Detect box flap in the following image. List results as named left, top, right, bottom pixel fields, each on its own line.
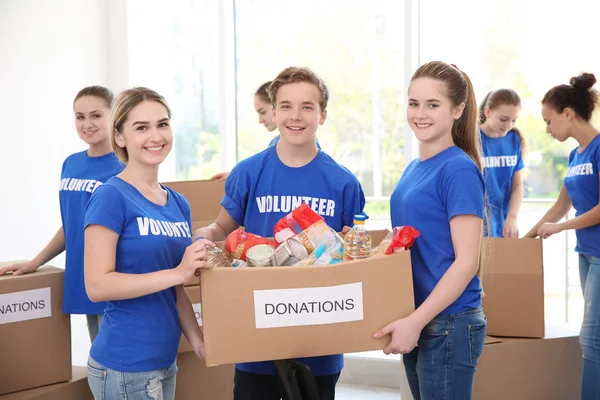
left=483, top=238, right=543, bottom=276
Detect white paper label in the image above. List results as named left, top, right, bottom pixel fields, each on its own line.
left=253, top=282, right=364, bottom=329
left=0, top=288, right=52, bottom=325
left=192, top=303, right=203, bottom=327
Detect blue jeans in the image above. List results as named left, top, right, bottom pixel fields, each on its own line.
left=403, top=307, right=486, bottom=400
left=579, top=253, right=600, bottom=400
left=87, top=356, right=178, bottom=400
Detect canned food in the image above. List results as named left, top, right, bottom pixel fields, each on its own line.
left=246, top=244, right=277, bottom=267
left=275, top=237, right=308, bottom=266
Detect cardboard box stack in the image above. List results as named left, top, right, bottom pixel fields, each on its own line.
left=0, top=367, right=91, bottom=400
left=162, top=180, right=234, bottom=400
left=0, top=265, right=92, bottom=399
left=401, top=238, right=583, bottom=399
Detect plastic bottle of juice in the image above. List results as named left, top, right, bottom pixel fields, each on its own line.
left=343, top=215, right=372, bottom=261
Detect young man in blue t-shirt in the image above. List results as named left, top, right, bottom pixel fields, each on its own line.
left=195, top=67, right=365, bottom=400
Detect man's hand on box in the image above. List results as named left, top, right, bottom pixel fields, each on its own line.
left=0, top=260, right=39, bottom=276
left=373, top=317, right=420, bottom=355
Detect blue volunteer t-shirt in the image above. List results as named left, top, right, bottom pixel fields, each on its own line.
left=59, top=150, right=124, bottom=315
left=480, top=129, right=524, bottom=237
left=564, top=134, right=600, bottom=258
left=222, top=145, right=365, bottom=376
left=268, top=135, right=322, bottom=149
left=390, top=146, right=484, bottom=315
left=85, top=177, right=193, bottom=372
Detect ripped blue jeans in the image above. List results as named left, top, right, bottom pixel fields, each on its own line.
left=87, top=356, right=178, bottom=400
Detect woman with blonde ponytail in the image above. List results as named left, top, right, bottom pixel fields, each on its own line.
left=374, top=61, right=486, bottom=399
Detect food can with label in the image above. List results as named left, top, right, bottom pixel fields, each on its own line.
left=246, top=244, right=277, bottom=267
left=275, top=237, right=309, bottom=266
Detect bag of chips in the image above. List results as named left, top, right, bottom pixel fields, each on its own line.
left=370, top=226, right=421, bottom=257
left=273, top=203, right=325, bottom=244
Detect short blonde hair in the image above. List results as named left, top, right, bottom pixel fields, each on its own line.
left=110, top=87, right=172, bottom=163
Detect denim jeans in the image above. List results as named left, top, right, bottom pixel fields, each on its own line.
left=403, top=307, right=486, bottom=400
left=579, top=253, right=600, bottom=400
left=87, top=356, right=178, bottom=400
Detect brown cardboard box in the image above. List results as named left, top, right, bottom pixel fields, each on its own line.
left=178, top=284, right=202, bottom=353
left=0, top=366, right=91, bottom=400
left=200, top=231, right=414, bottom=366
left=175, top=351, right=234, bottom=400
left=481, top=238, right=545, bottom=338
left=161, top=179, right=225, bottom=232
left=473, top=325, right=581, bottom=400
left=0, top=266, right=71, bottom=396
left=161, top=179, right=225, bottom=287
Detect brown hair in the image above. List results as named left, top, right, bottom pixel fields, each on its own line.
left=110, top=87, right=172, bottom=163
left=542, top=73, right=599, bottom=121
left=411, top=61, right=489, bottom=275
left=254, top=81, right=272, bottom=104
left=411, top=61, right=482, bottom=171
left=74, top=86, right=114, bottom=109
left=268, top=67, right=329, bottom=111
left=479, top=89, right=527, bottom=156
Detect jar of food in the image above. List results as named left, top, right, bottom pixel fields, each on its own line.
left=206, top=246, right=231, bottom=268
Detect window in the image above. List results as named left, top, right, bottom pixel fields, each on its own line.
left=127, top=0, right=222, bottom=181
left=421, top=0, right=600, bottom=326
left=234, top=0, right=407, bottom=219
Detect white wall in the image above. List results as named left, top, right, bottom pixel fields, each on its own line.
left=0, top=0, right=112, bottom=264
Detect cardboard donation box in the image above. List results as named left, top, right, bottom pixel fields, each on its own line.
left=0, top=265, right=71, bottom=396
left=473, top=325, right=581, bottom=400
left=481, top=238, right=545, bottom=338
left=162, top=179, right=225, bottom=287
left=0, top=366, right=92, bottom=400
left=200, top=230, right=415, bottom=366
left=161, top=179, right=225, bottom=232
left=178, top=285, right=203, bottom=353
left=175, top=352, right=234, bottom=400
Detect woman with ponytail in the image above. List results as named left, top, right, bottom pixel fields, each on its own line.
left=374, top=61, right=486, bottom=399
left=525, top=73, right=600, bottom=399
left=479, top=89, right=525, bottom=238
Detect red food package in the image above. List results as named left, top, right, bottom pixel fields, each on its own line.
left=385, top=226, right=420, bottom=254
left=223, top=228, right=277, bottom=261
left=273, top=203, right=324, bottom=244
